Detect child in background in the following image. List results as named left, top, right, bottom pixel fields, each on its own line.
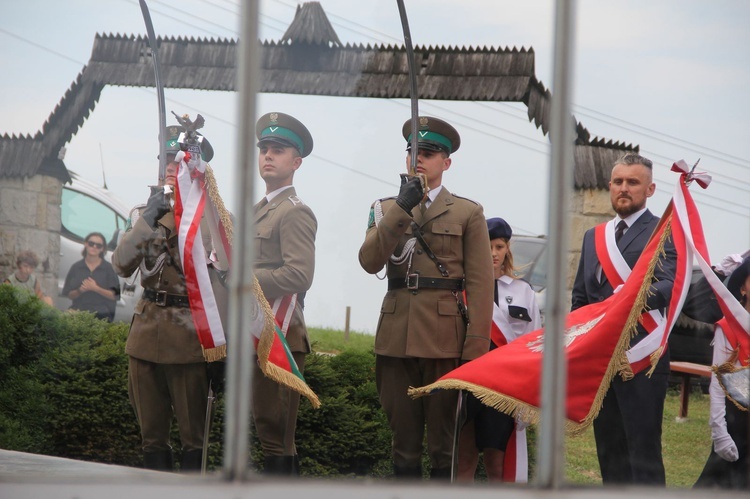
left=3, top=250, right=54, bottom=305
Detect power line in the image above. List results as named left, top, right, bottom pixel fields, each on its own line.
left=574, top=103, right=750, bottom=168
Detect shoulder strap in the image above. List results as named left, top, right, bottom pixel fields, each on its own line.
left=411, top=221, right=449, bottom=277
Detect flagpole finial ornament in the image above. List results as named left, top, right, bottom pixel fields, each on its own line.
left=162, top=123, right=214, bottom=162
left=255, top=112, right=314, bottom=158
left=401, top=116, right=461, bottom=156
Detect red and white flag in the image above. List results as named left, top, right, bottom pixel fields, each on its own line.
left=172, top=150, right=320, bottom=407
left=409, top=163, right=710, bottom=432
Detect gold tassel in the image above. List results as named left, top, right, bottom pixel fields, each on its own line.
left=203, top=344, right=227, bottom=362
left=203, top=164, right=234, bottom=246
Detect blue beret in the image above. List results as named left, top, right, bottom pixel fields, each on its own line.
left=487, top=217, right=512, bottom=241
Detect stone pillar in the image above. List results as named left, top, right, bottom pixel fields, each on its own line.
left=0, top=174, right=62, bottom=298
left=567, top=187, right=613, bottom=290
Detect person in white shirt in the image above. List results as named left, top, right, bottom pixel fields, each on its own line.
left=456, top=217, right=541, bottom=482
left=694, top=256, right=749, bottom=489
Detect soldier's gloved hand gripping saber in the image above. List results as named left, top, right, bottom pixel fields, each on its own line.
left=396, top=0, right=428, bottom=198
left=138, top=0, right=168, bottom=187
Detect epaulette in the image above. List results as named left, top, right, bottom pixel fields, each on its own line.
left=451, top=193, right=480, bottom=205
left=287, top=194, right=305, bottom=206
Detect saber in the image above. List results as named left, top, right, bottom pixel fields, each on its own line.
left=201, top=382, right=217, bottom=475
left=138, top=0, right=168, bottom=184
left=396, top=0, right=419, bottom=176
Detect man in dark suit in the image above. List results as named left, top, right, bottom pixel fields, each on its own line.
left=359, top=117, right=493, bottom=479
left=571, top=153, right=676, bottom=485
left=253, top=112, right=317, bottom=475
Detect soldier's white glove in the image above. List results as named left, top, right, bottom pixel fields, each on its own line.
left=713, top=432, right=739, bottom=462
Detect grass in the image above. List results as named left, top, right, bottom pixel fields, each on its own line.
left=308, top=328, right=714, bottom=487
left=564, top=387, right=712, bottom=487
left=308, top=327, right=375, bottom=354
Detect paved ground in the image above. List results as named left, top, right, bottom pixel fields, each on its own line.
left=1, top=450, right=744, bottom=499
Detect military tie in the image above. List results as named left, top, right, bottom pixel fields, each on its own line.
left=494, top=280, right=499, bottom=306
left=419, top=200, right=427, bottom=217
left=615, top=220, right=628, bottom=244
left=255, top=197, right=268, bottom=213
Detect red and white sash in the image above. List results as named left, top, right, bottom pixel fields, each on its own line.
left=491, top=303, right=512, bottom=347
left=594, top=221, right=665, bottom=365
left=173, top=151, right=226, bottom=361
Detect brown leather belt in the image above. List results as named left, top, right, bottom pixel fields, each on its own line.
left=388, top=275, right=464, bottom=291
left=142, top=289, right=190, bottom=308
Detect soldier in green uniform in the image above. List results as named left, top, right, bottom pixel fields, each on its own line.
left=359, top=116, right=493, bottom=479
left=112, top=126, right=225, bottom=472
left=253, top=112, right=317, bottom=475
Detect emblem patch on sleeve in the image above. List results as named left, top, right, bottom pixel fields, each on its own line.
left=367, top=208, right=375, bottom=229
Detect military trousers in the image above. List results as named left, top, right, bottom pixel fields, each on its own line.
left=128, top=356, right=208, bottom=453
left=375, top=355, right=460, bottom=471
left=252, top=351, right=306, bottom=456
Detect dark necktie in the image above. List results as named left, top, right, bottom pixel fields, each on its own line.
left=494, top=281, right=499, bottom=306
left=615, top=220, right=627, bottom=244
left=255, top=197, right=268, bottom=213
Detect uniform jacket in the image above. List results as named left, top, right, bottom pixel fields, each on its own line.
left=112, top=211, right=226, bottom=364
left=571, top=209, right=676, bottom=350
left=254, top=186, right=317, bottom=354
left=359, top=186, right=493, bottom=360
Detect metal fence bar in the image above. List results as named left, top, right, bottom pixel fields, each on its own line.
left=222, top=0, right=260, bottom=482
left=536, top=0, right=577, bottom=489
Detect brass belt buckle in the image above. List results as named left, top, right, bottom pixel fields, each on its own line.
left=406, top=274, right=419, bottom=290
left=155, top=290, right=168, bottom=307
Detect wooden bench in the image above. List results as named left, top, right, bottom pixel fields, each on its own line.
left=670, top=361, right=712, bottom=420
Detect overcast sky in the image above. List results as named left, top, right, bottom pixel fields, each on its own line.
left=2, top=0, right=749, bottom=333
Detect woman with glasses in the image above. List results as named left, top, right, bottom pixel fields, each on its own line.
left=62, top=231, right=120, bottom=322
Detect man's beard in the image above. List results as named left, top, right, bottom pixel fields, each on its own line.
left=611, top=197, right=645, bottom=218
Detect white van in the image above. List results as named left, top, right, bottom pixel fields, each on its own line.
left=56, top=173, right=142, bottom=322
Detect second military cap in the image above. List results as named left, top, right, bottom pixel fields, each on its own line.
left=402, top=116, right=461, bottom=155
left=256, top=112, right=314, bottom=158
left=164, top=125, right=214, bottom=162
left=487, top=217, right=512, bottom=241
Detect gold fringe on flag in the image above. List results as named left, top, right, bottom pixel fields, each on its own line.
left=410, top=215, right=674, bottom=436
left=201, top=164, right=320, bottom=408
left=253, top=276, right=321, bottom=409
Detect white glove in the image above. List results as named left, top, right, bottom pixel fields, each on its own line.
left=612, top=284, right=623, bottom=294
left=713, top=432, right=739, bottom=462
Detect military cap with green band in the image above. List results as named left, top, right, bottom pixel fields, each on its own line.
left=401, top=116, right=461, bottom=156
left=163, top=124, right=214, bottom=162
left=255, top=112, right=314, bottom=158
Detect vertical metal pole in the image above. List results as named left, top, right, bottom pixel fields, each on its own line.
left=344, top=306, right=351, bottom=342
left=536, top=0, right=577, bottom=489
left=223, top=0, right=259, bottom=482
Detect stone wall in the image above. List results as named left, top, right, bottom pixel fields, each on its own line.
left=567, top=187, right=613, bottom=289
left=0, top=174, right=62, bottom=297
